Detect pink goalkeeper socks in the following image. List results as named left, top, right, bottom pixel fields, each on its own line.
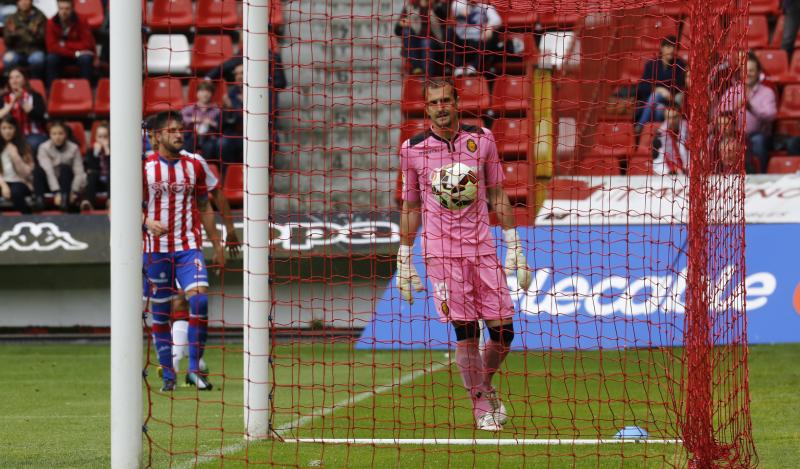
left=456, top=339, right=485, bottom=398
left=482, top=339, right=509, bottom=387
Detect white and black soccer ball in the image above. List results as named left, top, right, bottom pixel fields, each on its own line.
left=431, top=162, right=479, bottom=210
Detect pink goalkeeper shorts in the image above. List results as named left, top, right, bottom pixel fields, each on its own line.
left=425, top=255, right=514, bottom=323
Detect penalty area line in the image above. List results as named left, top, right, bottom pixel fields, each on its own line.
left=174, top=358, right=451, bottom=469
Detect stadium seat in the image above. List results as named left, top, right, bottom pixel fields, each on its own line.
left=779, top=84, right=800, bottom=119
left=491, top=118, right=529, bottom=159
left=187, top=78, right=226, bottom=106
left=754, top=49, right=789, bottom=82
left=776, top=119, right=800, bottom=136
left=191, top=35, right=235, bottom=74
left=207, top=163, right=222, bottom=186
left=576, top=155, right=621, bottom=176
left=749, top=0, right=780, bottom=14
left=143, top=77, right=185, bottom=115
left=635, top=122, right=661, bottom=156
left=646, top=1, right=688, bottom=17
left=399, top=119, right=428, bottom=149
left=587, top=122, right=635, bottom=157
left=492, top=0, right=537, bottom=30
left=454, top=76, right=490, bottom=115
left=538, top=9, right=581, bottom=30
left=502, top=160, right=530, bottom=203
left=769, top=15, right=800, bottom=49
left=401, top=77, right=426, bottom=116
left=747, top=16, right=769, bottom=50
left=147, top=0, right=194, bottom=32
left=499, top=32, right=539, bottom=75
left=779, top=51, right=800, bottom=84
left=626, top=155, right=653, bottom=175
left=146, top=34, right=191, bottom=75
left=491, top=75, right=531, bottom=115
left=196, top=0, right=240, bottom=31
left=74, top=0, right=104, bottom=29
left=29, top=79, right=46, bottom=102
left=94, top=78, right=109, bottom=116
left=47, top=79, right=92, bottom=117
left=634, top=16, right=680, bottom=51
left=65, top=121, right=87, bottom=155
left=222, top=164, right=244, bottom=206
left=767, top=156, right=800, bottom=173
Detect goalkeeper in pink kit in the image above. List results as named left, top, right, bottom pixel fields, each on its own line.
left=397, top=79, right=531, bottom=431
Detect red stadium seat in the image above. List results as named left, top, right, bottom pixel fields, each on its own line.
left=143, top=77, right=185, bottom=115
left=538, top=8, right=581, bottom=30
left=627, top=155, right=653, bottom=175
left=74, top=0, right=104, bottom=29
left=635, top=122, right=661, bottom=156
left=747, top=16, right=769, bottom=50
left=222, top=164, right=244, bottom=206
left=769, top=15, right=800, bottom=49
left=65, top=121, right=87, bottom=155
left=646, top=1, right=688, bottom=17
left=94, top=78, right=110, bottom=116
left=634, top=16, right=680, bottom=51
left=492, top=1, right=537, bottom=30
left=588, top=122, right=635, bottom=157
left=779, top=84, right=800, bottom=119
left=754, top=49, right=789, bottom=81
left=454, top=76, right=490, bottom=115
left=502, top=160, right=530, bottom=203
left=779, top=51, right=800, bottom=84
left=576, top=155, right=620, bottom=176
left=399, top=119, right=428, bottom=149
left=491, top=75, right=531, bottom=115
left=148, top=0, right=194, bottom=31
left=401, top=77, right=426, bottom=116
left=776, top=119, right=800, bottom=136
left=196, top=0, right=240, bottom=30
left=767, top=156, right=800, bottom=173
left=499, top=32, right=539, bottom=75
left=191, top=35, right=234, bottom=74
left=491, top=118, right=529, bottom=159
left=187, top=78, right=226, bottom=106
left=207, top=163, right=222, bottom=187
left=48, top=79, right=92, bottom=117
left=749, top=0, right=780, bottom=14
left=29, top=79, right=46, bottom=103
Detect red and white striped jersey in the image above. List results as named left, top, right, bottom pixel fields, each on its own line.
left=142, top=151, right=212, bottom=253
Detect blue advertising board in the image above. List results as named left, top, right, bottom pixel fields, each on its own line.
left=357, top=224, right=799, bottom=349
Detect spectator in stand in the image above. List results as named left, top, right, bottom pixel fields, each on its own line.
left=718, top=52, right=777, bottom=173
left=652, top=103, right=690, bottom=175
left=782, top=0, right=800, bottom=57
left=221, top=64, right=244, bottom=169
left=181, top=81, right=222, bottom=161
left=82, top=120, right=108, bottom=210
left=0, top=115, right=35, bottom=213
left=45, top=0, right=95, bottom=87
left=0, top=67, right=47, bottom=154
left=450, top=0, right=502, bottom=77
left=395, top=0, right=445, bottom=76
left=635, top=36, right=687, bottom=132
left=3, top=0, right=47, bottom=80
left=34, top=120, right=85, bottom=212
left=713, top=110, right=746, bottom=173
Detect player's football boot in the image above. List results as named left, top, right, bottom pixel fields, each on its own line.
left=476, top=412, right=503, bottom=432
left=161, top=379, right=176, bottom=392
left=199, top=358, right=209, bottom=375
left=484, top=388, right=508, bottom=425
left=186, top=371, right=213, bottom=391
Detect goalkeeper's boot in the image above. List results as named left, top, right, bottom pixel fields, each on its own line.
left=160, top=379, right=176, bottom=392
left=186, top=371, right=213, bottom=391
left=199, top=358, right=209, bottom=375
left=484, top=388, right=508, bottom=425
left=476, top=412, right=503, bottom=432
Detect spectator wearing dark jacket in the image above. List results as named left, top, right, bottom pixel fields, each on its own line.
left=45, top=0, right=95, bottom=87
left=82, top=120, right=108, bottom=210
left=635, top=36, right=687, bottom=131
left=394, top=0, right=445, bottom=75
left=0, top=67, right=47, bottom=153
left=3, top=0, right=47, bottom=79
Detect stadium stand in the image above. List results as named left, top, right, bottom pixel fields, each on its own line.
left=94, top=78, right=110, bottom=116
left=47, top=79, right=93, bottom=117
left=143, top=77, right=185, bottom=115
left=191, top=35, right=234, bottom=74
left=767, top=155, right=800, bottom=173
left=74, top=0, right=105, bottom=30
left=195, top=0, right=240, bottom=31
left=147, top=0, right=195, bottom=32
left=146, top=34, right=192, bottom=75
left=491, top=75, right=531, bottom=116
left=491, top=118, right=529, bottom=159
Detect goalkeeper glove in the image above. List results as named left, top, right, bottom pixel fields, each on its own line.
left=396, top=244, right=424, bottom=303
left=503, top=228, right=531, bottom=291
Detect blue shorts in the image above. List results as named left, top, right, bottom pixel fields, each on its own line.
left=142, top=249, right=209, bottom=304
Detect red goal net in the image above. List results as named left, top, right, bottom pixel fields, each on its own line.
left=139, top=0, right=755, bottom=467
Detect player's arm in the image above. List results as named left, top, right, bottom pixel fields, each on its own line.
left=487, top=186, right=531, bottom=291
left=396, top=149, right=425, bottom=304
left=198, top=196, right=225, bottom=274
left=210, top=187, right=240, bottom=258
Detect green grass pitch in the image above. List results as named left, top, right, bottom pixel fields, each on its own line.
left=1, top=342, right=797, bottom=468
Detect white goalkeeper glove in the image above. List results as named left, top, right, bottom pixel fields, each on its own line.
left=503, top=228, right=531, bottom=291
left=396, top=244, right=424, bottom=303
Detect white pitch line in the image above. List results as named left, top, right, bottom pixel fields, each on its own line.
left=174, top=359, right=451, bottom=469
left=284, top=438, right=684, bottom=446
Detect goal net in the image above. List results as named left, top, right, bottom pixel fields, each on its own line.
left=136, top=0, right=755, bottom=467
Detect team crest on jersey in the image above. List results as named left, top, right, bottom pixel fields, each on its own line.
left=466, top=139, right=477, bottom=153
left=441, top=301, right=450, bottom=317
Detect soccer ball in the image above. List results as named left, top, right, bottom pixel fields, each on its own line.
left=431, top=163, right=479, bottom=210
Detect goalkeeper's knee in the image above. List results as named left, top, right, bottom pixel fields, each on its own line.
left=452, top=321, right=480, bottom=342
left=487, top=322, right=515, bottom=346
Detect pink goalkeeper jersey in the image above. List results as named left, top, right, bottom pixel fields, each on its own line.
left=400, top=124, right=504, bottom=258
left=143, top=151, right=214, bottom=253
